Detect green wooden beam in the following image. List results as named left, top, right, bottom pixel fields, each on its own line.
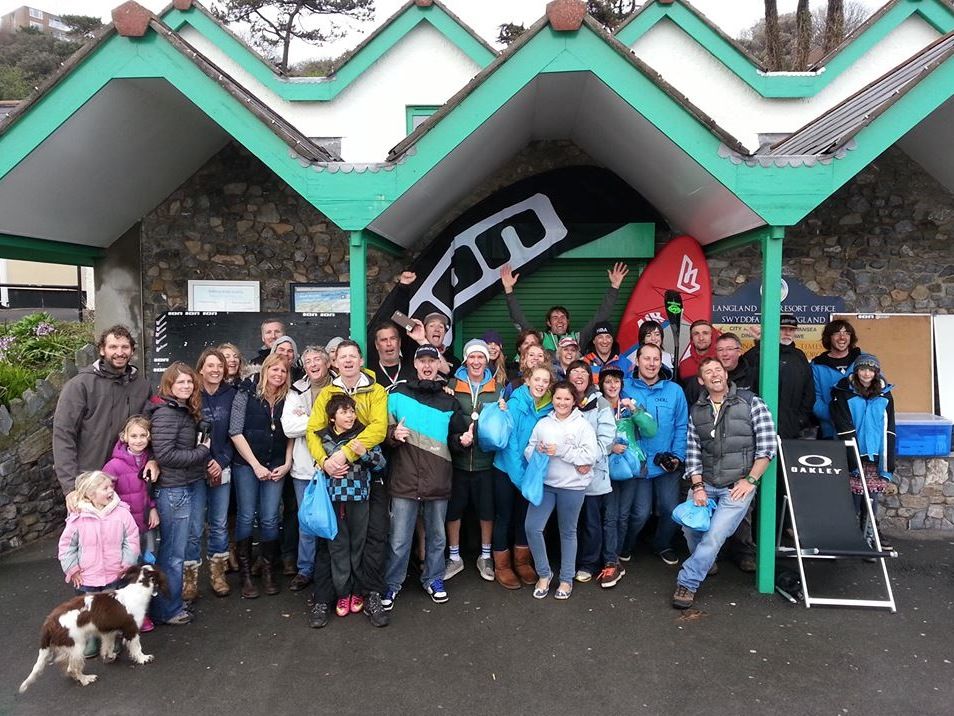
left=703, top=225, right=771, bottom=257
left=0, top=234, right=103, bottom=266
left=349, top=230, right=368, bottom=354
left=366, top=232, right=405, bottom=257
left=756, top=226, right=784, bottom=594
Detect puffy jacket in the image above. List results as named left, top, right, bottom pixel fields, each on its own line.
left=145, top=396, right=209, bottom=487
left=690, top=385, right=761, bottom=488
left=576, top=387, right=617, bottom=495
left=524, top=409, right=599, bottom=490
left=201, top=383, right=236, bottom=471
left=742, top=342, right=815, bottom=438
left=229, top=388, right=289, bottom=470
left=318, top=422, right=386, bottom=501
left=282, top=376, right=328, bottom=480
left=386, top=379, right=469, bottom=501
left=448, top=366, right=501, bottom=472
left=812, top=347, right=861, bottom=439
left=830, top=376, right=896, bottom=480
left=623, top=377, right=688, bottom=477
left=493, top=384, right=553, bottom=484
left=58, top=493, right=139, bottom=586
left=307, top=370, right=388, bottom=468
left=52, top=360, right=152, bottom=495
left=102, top=441, right=154, bottom=533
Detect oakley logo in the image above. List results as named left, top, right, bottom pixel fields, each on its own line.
left=790, top=453, right=842, bottom=475
left=676, top=256, right=701, bottom=294
left=798, top=455, right=833, bottom=468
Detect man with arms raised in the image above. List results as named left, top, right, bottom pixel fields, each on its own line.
left=673, top=358, right=776, bottom=609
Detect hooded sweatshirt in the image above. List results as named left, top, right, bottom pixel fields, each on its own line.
left=524, top=408, right=599, bottom=490
left=576, top=387, right=617, bottom=495
left=812, top=346, right=861, bottom=438
left=53, top=359, right=152, bottom=495
left=102, top=441, right=154, bottom=533
left=58, top=493, right=140, bottom=587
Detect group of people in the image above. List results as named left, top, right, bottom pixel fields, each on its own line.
left=48, top=263, right=896, bottom=641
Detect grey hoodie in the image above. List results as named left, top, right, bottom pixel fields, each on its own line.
left=524, top=408, right=599, bottom=490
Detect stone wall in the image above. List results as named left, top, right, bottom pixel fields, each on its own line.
left=0, top=344, right=97, bottom=554
left=140, top=143, right=406, bottom=339
left=882, top=457, right=954, bottom=532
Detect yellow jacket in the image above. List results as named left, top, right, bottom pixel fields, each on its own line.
left=306, top=369, right=388, bottom=468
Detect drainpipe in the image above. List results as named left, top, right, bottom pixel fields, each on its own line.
left=756, top=226, right=784, bottom=594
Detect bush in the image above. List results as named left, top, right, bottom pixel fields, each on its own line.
left=0, top=313, right=93, bottom=407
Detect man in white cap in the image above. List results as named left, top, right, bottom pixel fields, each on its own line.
left=443, top=339, right=502, bottom=583
left=407, top=311, right=459, bottom=377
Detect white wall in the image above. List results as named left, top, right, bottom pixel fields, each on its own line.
left=179, top=22, right=483, bottom=163
left=630, top=15, right=941, bottom=152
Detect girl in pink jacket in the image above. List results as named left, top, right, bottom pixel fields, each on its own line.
left=58, top=471, right=140, bottom=593
left=102, top=416, right=159, bottom=554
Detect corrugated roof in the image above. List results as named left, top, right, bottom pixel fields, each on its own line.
left=769, top=30, right=954, bottom=156
left=387, top=12, right=750, bottom=163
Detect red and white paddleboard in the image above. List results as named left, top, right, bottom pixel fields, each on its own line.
left=617, top=235, right=712, bottom=364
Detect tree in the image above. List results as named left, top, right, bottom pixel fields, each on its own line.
left=213, top=1, right=375, bottom=74
left=496, top=22, right=525, bottom=46
left=60, top=14, right=103, bottom=40
left=0, top=64, right=29, bottom=100
left=0, top=27, right=79, bottom=99
left=586, top=0, right=638, bottom=31
left=763, top=0, right=782, bottom=70
left=793, top=0, right=811, bottom=70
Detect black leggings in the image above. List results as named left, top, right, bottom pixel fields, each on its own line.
left=492, top=467, right=528, bottom=552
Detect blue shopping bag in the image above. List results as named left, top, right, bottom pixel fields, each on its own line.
left=608, top=438, right=642, bottom=480
left=476, top=402, right=512, bottom=452
left=521, top=449, right=549, bottom=507
left=671, top=496, right=717, bottom=532
left=298, top=471, right=338, bottom=539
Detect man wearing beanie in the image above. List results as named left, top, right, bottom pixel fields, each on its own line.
left=583, top=321, right=621, bottom=384
left=444, top=339, right=504, bottom=584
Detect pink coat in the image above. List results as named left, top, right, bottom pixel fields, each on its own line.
left=58, top=494, right=140, bottom=587
left=102, top=441, right=154, bottom=533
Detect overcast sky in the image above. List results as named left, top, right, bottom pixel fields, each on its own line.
left=0, top=0, right=888, bottom=64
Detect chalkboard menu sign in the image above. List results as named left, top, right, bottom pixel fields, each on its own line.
left=152, top=311, right=351, bottom=376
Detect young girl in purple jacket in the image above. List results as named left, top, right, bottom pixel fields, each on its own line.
left=103, top=416, right=159, bottom=553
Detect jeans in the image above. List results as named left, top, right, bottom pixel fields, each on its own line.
left=291, top=478, right=317, bottom=576
left=525, top=486, right=586, bottom=583
left=576, top=494, right=606, bottom=574
left=677, top=484, right=756, bottom=592
left=492, top=467, right=528, bottom=551
left=604, top=479, right=638, bottom=564
left=233, top=464, right=285, bottom=542
left=386, top=498, right=447, bottom=593
left=623, top=471, right=682, bottom=555
left=152, top=483, right=197, bottom=622
left=185, top=478, right=231, bottom=562
left=75, top=579, right=122, bottom=594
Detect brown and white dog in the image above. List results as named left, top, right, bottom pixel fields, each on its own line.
left=19, top=564, right=167, bottom=692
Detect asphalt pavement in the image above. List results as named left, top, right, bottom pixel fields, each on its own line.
left=2, top=532, right=952, bottom=715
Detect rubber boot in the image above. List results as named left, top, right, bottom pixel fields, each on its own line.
left=182, top=561, right=200, bottom=603
left=493, top=550, right=521, bottom=590
left=209, top=553, right=231, bottom=597
left=237, top=538, right=259, bottom=599
left=260, top=540, right=281, bottom=596
left=513, top=545, right=538, bottom=585
left=227, top=540, right=239, bottom=573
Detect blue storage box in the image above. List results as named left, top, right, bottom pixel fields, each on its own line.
left=895, top=413, right=953, bottom=457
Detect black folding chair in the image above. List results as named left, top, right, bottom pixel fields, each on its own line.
left=776, top=437, right=897, bottom=612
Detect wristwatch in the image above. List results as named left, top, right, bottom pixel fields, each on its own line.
left=745, top=475, right=759, bottom=485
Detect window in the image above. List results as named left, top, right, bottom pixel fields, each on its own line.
left=405, top=105, right=441, bottom=135
left=29, top=8, right=43, bottom=19
left=29, top=21, right=43, bottom=30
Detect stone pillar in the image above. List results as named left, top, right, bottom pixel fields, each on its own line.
left=94, top=222, right=144, bottom=369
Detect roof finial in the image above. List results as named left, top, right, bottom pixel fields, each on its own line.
left=112, top=1, right=155, bottom=37
left=546, top=0, right=587, bottom=32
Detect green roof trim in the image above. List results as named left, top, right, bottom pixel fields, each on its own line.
left=557, top=224, right=655, bottom=259
left=0, top=234, right=104, bottom=266
left=614, top=0, right=954, bottom=99
left=162, top=2, right=496, bottom=102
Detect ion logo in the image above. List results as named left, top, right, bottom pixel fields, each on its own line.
left=676, top=255, right=701, bottom=294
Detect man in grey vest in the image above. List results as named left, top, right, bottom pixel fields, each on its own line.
left=672, top=358, right=776, bottom=610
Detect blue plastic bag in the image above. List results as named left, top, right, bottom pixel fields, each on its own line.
left=477, top=403, right=512, bottom=452
left=298, top=471, right=338, bottom=539
left=608, top=438, right=642, bottom=480
left=521, top=449, right=549, bottom=506
left=671, top=497, right=717, bottom=531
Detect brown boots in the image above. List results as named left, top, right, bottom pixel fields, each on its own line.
left=182, top=562, right=200, bottom=603
left=260, top=540, right=281, bottom=596
left=513, top=545, right=538, bottom=585
left=209, top=553, right=231, bottom=597
left=493, top=551, right=521, bottom=590
left=237, top=538, right=259, bottom=599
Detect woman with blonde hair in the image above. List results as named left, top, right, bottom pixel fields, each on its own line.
left=146, top=362, right=211, bottom=625
left=218, top=342, right=246, bottom=387
left=230, top=353, right=294, bottom=598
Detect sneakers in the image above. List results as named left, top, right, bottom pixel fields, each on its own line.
left=443, top=557, right=464, bottom=581
left=335, top=597, right=351, bottom=617
left=381, top=589, right=397, bottom=611
left=164, top=609, right=193, bottom=626
left=658, top=548, right=679, bottom=566
left=619, top=552, right=632, bottom=562
left=672, top=585, right=695, bottom=609
left=532, top=576, right=552, bottom=599
left=476, top=555, right=495, bottom=581
left=140, top=615, right=155, bottom=633
left=309, top=602, right=330, bottom=629
left=424, top=578, right=449, bottom=604
left=574, top=570, right=593, bottom=583
left=597, top=563, right=625, bottom=589
left=364, top=592, right=390, bottom=628
left=349, top=594, right=364, bottom=614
